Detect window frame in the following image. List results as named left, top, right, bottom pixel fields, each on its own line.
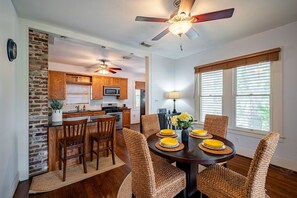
left=195, top=60, right=283, bottom=137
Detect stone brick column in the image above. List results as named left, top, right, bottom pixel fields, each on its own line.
left=28, top=29, right=49, bottom=176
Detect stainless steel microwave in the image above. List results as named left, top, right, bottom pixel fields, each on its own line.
left=103, top=86, right=120, bottom=96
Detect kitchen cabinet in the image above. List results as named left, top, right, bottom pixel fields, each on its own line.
left=118, top=78, right=128, bottom=100
left=102, top=76, right=113, bottom=86
left=92, top=76, right=103, bottom=100
left=122, top=109, right=131, bottom=128
left=48, top=71, right=66, bottom=100
left=66, top=74, right=91, bottom=84
left=112, top=77, right=120, bottom=86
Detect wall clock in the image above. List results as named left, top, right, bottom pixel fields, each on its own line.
left=7, top=39, right=17, bottom=62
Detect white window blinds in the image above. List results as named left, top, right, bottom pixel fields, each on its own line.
left=200, top=70, right=223, bottom=122
left=235, top=62, right=271, bottom=131
left=66, top=84, right=91, bottom=104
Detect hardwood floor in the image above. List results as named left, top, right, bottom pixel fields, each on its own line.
left=14, top=124, right=297, bottom=198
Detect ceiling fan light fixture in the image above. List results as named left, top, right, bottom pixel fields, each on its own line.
left=169, top=21, right=192, bottom=35
left=98, top=69, right=109, bottom=75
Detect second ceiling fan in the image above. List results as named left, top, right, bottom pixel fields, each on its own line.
left=93, top=59, right=122, bottom=74
left=135, top=0, right=235, bottom=41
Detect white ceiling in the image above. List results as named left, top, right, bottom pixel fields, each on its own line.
left=12, top=0, right=297, bottom=59
left=48, top=36, right=145, bottom=74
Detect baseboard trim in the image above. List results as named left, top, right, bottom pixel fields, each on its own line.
left=236, top=146, right=297, bottom=172
left=9, top=172, right=19, bottom=198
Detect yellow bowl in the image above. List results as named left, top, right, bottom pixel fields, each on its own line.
left=192, top=129, right=207, bottom=136
left=203, top=139, right=224, bottom=149
left=160, top=137, right=178, bottom=147
left=161, top=129, right=174, bottom=135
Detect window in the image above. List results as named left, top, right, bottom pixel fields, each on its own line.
left=235, top=62, right=271, bottom=131
left=135, top=89, right=141, bottom=108
left=199, top=70, right=223, bottom=122
left=66, top=84, right=91, bottom=104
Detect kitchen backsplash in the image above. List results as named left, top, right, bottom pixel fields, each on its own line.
left=49, top=96, right=126, bottom=112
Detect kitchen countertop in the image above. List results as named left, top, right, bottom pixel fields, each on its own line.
left=46, top=115, right=113, bottom=127
left=62, top=110, right=104, bottom=114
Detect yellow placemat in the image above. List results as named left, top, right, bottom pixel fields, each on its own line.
left=189, top=132, right=213, bottom=139
left=155, top=142, right=184, bottom=152
left=198, top=143, right=233, bottom=155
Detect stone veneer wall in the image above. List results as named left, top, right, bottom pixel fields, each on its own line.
left=28, top=29, right=49, bottom=176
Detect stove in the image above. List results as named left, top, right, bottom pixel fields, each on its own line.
left=102, top=103, right=122, bottom=129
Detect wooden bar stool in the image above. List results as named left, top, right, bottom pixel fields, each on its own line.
left=59, top=118, right=88, bottom=182
left=90, top=117, right=116, bottom=170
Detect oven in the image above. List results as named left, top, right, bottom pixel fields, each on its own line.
left=106, top=112, right=122, bottom=129
left=103, top=86, right=120, bottom=96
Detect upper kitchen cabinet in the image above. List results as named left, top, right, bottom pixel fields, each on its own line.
left=48, top=71, right=66, bottom=100
left=118, top=78, right=128, bottom=100
left=92, top=76, right=103, bottom=100
left=102, top=76, right=113, bottom=86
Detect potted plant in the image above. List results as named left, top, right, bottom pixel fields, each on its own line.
left=50, top=100, right=64, bottom=122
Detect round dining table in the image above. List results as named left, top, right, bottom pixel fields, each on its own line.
left=147, top=130, right=236, bottom=197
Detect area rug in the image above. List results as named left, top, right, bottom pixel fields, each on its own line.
left=117, top=173, right=132, bottom=198
left=29, top=155, right=125, bottom=194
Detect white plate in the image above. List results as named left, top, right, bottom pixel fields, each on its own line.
left=191, top=132, right=208, bottom=137
left=159, top=142, right=180, bottom=148
left=160, top=131, right=175, bottom=136
left=201, top=142, right=226, bottom=150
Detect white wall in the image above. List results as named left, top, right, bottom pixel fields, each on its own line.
left=0, top=0, right=19, bottom=197
left=149, top=54, right=176, bottom=114
left=175, top=21, right=297, bottom=171
left=49, top=62, right=145, bottom=124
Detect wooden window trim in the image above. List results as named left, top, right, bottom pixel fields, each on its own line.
left=194, top=48, right=281, bottom=74
left=135, top=81, right=145, bottom=90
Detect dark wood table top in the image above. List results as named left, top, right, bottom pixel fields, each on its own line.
left=147, top=130, right=236, bottom=164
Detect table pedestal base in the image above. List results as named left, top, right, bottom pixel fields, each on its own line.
left=176, top=162, right=199, bottom=197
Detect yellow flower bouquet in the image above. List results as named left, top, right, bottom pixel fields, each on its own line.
left=171, top=112, right=194, bottom=129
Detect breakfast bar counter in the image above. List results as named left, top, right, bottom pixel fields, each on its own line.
left=46, top=115, right=116, bottom=171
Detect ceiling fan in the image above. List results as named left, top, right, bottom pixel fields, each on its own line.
left=93, top=59, right=122, bottom=74
left=135, top=0, right=235, bottom=41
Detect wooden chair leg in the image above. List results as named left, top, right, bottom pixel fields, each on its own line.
left=82, top=146, right=87, bottom=174
left=78, top=147, right=82, bottom=164
left=90, top=138, right=94, bottom=161
left=63, top=150, right=67, bottom=182
left=96, top=141, right=99, bottom=170
left=59, top=145, right=62, bottom=170
left=111, top=141, right=115, bottom=165
left=106, top=141, right=109, bottom=157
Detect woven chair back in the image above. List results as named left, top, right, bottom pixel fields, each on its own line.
left=204, top=114, right=229, bottom=138
left=142, top=114, right=160, bottom=139
left=62, top=119, right=88, bottom=145
left=96, top=117, right=116, bottom=141
left=245, top=132, right=280, bottom=197
left=123, top=128, right=156, bottom=197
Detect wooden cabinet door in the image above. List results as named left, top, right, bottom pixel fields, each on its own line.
left=112, top=77, right=120, bottom=86
left=48, top=71, right=66, bottom=100
left=122, top=109, right=131, bottom=128
left=102, top=76, right=112, bottom=86
left=118, top=78, right=128, bottom=100
left=92, top=76, right=103, bottom=100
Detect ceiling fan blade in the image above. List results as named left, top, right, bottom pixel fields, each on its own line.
left=135, top=16, right=168, bottom=23
left=108, top=67, right=122, bottom=70
left=185, top=27, right=199, bottom=40
left=192, top=8, right=235, bottom=23
left=94, top=69, right=99, bottom=73
left=178, top=0, right=196, bottom=16
left=107, top=69, right=116, bottom=74
left=87, top=63, right=100, bottom=68
left=152, top=28, right=170, bottom=41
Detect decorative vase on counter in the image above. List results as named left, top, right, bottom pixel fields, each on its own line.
left=181, top=127, right=189, bottom=144
left=52, top=109, right=62, bottom=122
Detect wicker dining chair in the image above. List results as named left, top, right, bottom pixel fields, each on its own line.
left=123, top=128, right=186, bottom=198
left=141, top=114, right=169, bottom=163
left=197, top=132, right=280, bottom=198
left=59, top=119, right=88, bottom=181
left=90, top=117, right=116, bottom=170
left=204, top=114, right=229, bottom=138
